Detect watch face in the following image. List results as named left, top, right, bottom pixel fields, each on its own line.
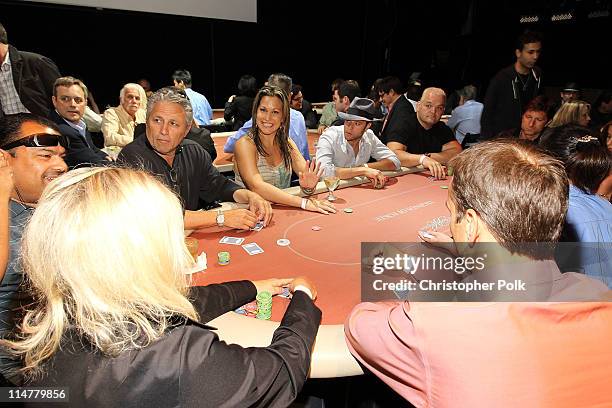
left=216, top=213, right=224, bottom=225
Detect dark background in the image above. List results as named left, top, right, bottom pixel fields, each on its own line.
left=1, top=0, right=609, bottom=109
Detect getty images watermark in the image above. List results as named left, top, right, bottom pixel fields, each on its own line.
left=371, top=252, right=526, bottom=292
left=361, top=242, right=612, bottom=302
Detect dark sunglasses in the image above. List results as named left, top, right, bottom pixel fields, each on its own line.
left=0, top=133, right=69, bottom=150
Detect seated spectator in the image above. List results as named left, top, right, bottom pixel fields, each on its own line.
left=540, top=124, right=612, bottom=287
left=137, top=78, right=153, bottom=98
left=234, top=85, right=335, bottom=214
left=172, top=69, right=213, bottom=126
left=223, top=73, right=310, bottom=160
left=446, top=85, right=483, bottom=144
left=386, top=87, right=462, bottom=179
left=404, top=79, right=423, bottom=110
left=317, top=78, right=343, bottom=135
left=0, top=113, right=68, bottom=384
left=101, top=83, right=147, bottom=148
left=224, top=74, right=257, bottom=131
left=549, top=99, right=591, bottom=128
left=118, top=87, right=272, bottom=231
left=329, top=80, right=361, bottom=127
left=316, top=97, right=400, bottom=188
left=598, top=120, right=612, bottom=152
left=590, top=89, right=612, bottom=133
left=49, top=76, right=110, bottom=167
left=551, top=82, right=581, bottom=114
left=0, top=166, right=321, bottom=405
left=378, top=76, right=411, bottom=145
left=346, top=140, right=611, bottom=407
left=497, top=95, right=549, bottom=143
left=291, top=84, right=318, bottom=129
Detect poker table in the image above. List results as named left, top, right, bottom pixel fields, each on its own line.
left=190, top=168, right=452, bottom=378
left=212, top=130, right=321, bottom=173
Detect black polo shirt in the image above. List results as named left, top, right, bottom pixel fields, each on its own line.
left=379, top=95, right=415, bottom=145
left=118, top=136, right=240, bottom=211
left=386, top=111, right=455, bottom=154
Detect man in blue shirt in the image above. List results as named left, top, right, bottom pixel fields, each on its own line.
left=172, top=69, right=213, bottom=126
left=447, top=85, right=483, bottom=144
left=0, top=113, right=68, bottom=384
left=223, top=73, right=309, bottom=160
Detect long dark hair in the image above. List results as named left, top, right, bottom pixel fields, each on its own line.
left=249, top=85, right=292, bottom=169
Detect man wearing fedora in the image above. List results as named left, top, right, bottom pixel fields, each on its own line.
left=316, top=97, right=400, bottom=189
left=387, top=87, right=462, bottom=179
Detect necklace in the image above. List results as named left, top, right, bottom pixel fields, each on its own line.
left=516, top=72, right=530, bottom=92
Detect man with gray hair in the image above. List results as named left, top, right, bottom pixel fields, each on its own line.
left=0, top=22, right=61, bottom=119
left=447, top=85, right=483, bottom=144
left=118, top=87, right=272, bottom=231
left=223, top=73, right=309, bottom=160
left=387, top=87, right=462, bottom=179
left=101, top=83, right=147, bottom=148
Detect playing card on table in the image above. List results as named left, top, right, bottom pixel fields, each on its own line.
left=278, top=287, right=292, bottom=299
left=251, top=221, right=264, bottom=231
left=220, top=236, right=245, bottom=245
left=242, top=242, right=264, bottom=255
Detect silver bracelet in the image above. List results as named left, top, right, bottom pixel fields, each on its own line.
left=300, top=197, right=308, bottom=210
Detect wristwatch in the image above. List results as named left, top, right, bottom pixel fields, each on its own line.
left=216, top=209, right=225, bottom=227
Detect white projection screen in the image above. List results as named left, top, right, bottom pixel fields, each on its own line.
left=31, top=0, right=257, bottom=22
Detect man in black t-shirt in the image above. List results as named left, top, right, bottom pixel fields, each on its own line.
left=386, top=87, right=462, bottom=179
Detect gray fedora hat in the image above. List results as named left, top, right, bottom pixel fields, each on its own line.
left=338, top=97, right=382, bottom=122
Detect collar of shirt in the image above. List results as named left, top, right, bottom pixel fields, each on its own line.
left=1, top=49, right=10, bottom=72
left=60, top=112, right=87, bottom=137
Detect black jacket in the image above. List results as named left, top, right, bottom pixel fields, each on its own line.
left=1, top=45, right=61, bottom=119
left=26, top=281, right=322, bottom=407
left=224, top=95, right=255, bottom=131
left=480, top=64, right=542, bottom=139
left=49, top=110, right=110, bottom=168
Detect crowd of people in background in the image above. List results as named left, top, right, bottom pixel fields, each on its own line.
left=1, top=18, right=611, bottom=407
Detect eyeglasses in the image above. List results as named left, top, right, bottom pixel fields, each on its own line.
left=0, top=133, right=70, bottom=150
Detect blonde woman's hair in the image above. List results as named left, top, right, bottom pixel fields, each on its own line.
left=1, top=167, right=197, bottom=379
left=547, top=100, right=590, bottom=128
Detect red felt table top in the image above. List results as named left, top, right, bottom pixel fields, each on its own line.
left=191, top=172, right=451, bottom=324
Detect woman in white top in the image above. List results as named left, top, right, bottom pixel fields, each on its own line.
left=234, top=85, right=336, bottom=214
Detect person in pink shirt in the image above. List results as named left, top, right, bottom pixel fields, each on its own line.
left=345, top=140, right=612, bottom=407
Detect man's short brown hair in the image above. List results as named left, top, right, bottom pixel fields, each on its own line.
left=449, top=140, right=568, bottom=246
left=53, top=76, right=88, bottom=100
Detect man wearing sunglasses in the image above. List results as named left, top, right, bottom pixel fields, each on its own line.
left=50, top=76, right=111, bottom=168
left=0, top=113, right=67, bottom=384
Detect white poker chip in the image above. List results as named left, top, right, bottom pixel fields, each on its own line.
left=311, top=226, right=322, bottom=231
left=277, top=239, right=291, bottom=246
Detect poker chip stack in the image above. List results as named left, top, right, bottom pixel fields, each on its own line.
left=256, top=291, right=272, bottom=320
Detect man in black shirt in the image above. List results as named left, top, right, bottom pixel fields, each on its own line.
left=386, top=87, right=462, bottom=179
left=480, top=31, right=543, bottom=139
left=119, top=87, right=272, bottom=231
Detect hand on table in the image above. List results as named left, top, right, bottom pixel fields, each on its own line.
left=418, top=230, right=458, bottom=256
left=422, top=157, right=446, bottom=180
left=305, top=198, right=336, bottom=215
left=246, top=191, right=273, bottom=226
left=299, top=160, right=323, bottom=190
left=289, top=276, right=317, bottom=300
left=363, top=167, right=388, bottom=189
left=252, top=278, right=294, bottom=296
